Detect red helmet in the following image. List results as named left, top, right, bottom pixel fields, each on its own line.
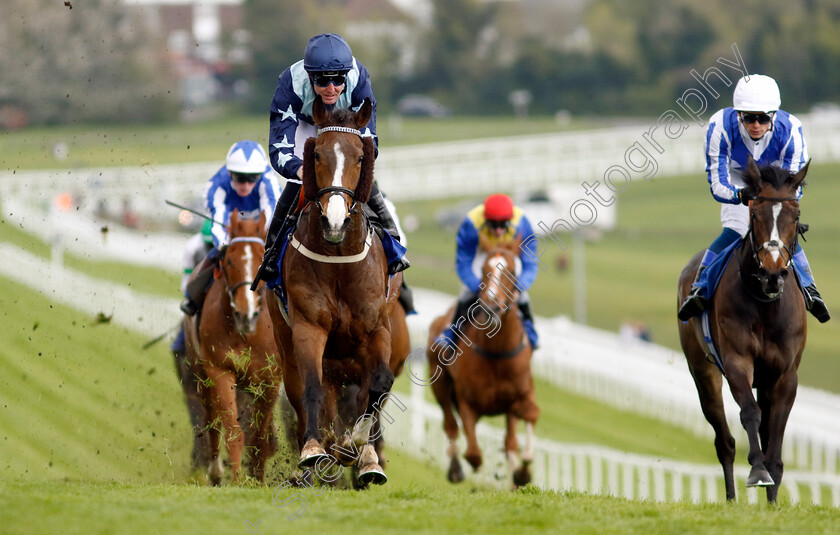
left=484, top=193, right=514, bottom=221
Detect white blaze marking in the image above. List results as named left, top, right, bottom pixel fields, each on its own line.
left=242, top=245, right=257, bottom=316
left=768, top=203, right=782, bottom=263
left=326, top=142, right=346, bottom=229
left=486, top=255, right=507, bottom=302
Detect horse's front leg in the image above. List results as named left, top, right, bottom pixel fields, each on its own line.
left=760, top=369, right=799, bottom=503
left=292, top=322, right=329, bottom=468
left=355, top=326, right=395, bottom=486
left=724, top=359, right=774, bottom=488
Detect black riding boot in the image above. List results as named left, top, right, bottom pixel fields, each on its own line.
left=397, top=279, right=416, bottom=314
left=518, top=301, right=535, bottom=324
left=803, top=284, right=830, bottom=323
left=181, top=256, right=216, bottom=316
left=257, top=182, right=302, bottom=283
left=367, top=183, right=410, bottom=274
left=678, top=266, right=709, bottom=321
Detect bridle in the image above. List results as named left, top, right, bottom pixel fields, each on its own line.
left=221, top=236, right=265, bottom=311
left=739, top=194, right=799, bottom=301
left=312, top=125, right=365, bottom=217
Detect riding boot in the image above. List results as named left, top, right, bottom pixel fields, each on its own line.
left=367, top=184, right=410, bottom=275
left=181, top=255, right=216, bottom=316
left=257, top=182, right=302, bottom=283
left=397, top=278, right=416, bottom=315
left=678, top=249, right=716, bottom=321
left=436, top=293, right=475, bottom=348
left=792, top=248, right=830, bottom=323
left=518, top=301, right=539, bottom=349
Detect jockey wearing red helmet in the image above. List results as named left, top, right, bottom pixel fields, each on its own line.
left=437, top=193, right=540, bottom=349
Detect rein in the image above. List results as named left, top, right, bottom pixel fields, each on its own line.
left=737, top=195, right=800, bottom=302
left=222, top=236, right=265, bottom=308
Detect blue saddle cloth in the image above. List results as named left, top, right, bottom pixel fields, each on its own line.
left=695, top=239, right=741, bottom=301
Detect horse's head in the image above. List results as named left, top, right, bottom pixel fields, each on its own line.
left=221, top=210, right=266, bottom=334
left=743, top=156, right=808, bottom=298
left=478, top=240, right=522, bottom=319
left=301, top=96, right=375, bottom=245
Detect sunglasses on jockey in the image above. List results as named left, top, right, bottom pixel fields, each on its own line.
left=230, top=171, right=261, bottom=184
left=486, top=219, right=511, bottom=231
left=310, top=71, right=347, bottom=87
left=739, top=111, right=774, bottom=125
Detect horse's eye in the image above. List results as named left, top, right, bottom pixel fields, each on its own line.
left=358, top=155, right=364, bottom=164
left=314, top=152, right=321, bottom=162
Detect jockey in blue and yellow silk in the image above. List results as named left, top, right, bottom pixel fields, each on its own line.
left=677, top=74, right=829, bottom=323
left=438, top=193, right=540, bottom=349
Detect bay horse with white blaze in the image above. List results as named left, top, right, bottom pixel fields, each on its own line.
left=266, top=96, right=395, bottom=486
left=678, top=157, right=809, bottom=503
left=426, top=239, right=539, bottom=487
left=184, top=210, right=282, bottom=484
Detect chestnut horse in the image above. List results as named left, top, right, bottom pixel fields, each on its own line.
left=266, top=97, right=396, bottom=486
left=426, top=239, right=539, bottom=487
left=678, top=158, right=809, bottom=503
left=184, top=210, right=282, bottom=484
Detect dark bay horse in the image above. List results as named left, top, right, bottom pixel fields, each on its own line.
left=184, top=210, right=282, bottom=484
left=678, top=158, right=809, bottom=503
left=266, top=97, right=396, bottom=486
left=426, top=239, right=539, bottom=487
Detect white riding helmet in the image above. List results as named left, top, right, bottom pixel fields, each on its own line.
left=225, top=140, right=269, bottom=174
left=733, top=74, right=781, bottom=113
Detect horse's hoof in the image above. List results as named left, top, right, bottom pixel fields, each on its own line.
left=465, top=453, right=482, bottom=471
left=358, top=463, right=387, bottom=486
left=299, top=439, right=329, bottom=469
left=447, top=457, right=465, bottom=483
left=746, top=469, right=775, bottom=487
left=513, top=466, right=532, bottom=487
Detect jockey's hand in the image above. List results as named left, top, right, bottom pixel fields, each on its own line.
left=738, top=186, right=756, bottom=205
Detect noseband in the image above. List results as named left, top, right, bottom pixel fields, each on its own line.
left=222, top=236, right=265, bottom=309
left=740, top=195, right=799, bottom=301
left=313, top=126, right=366, bottom=215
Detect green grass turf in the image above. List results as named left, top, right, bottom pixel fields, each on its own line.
left=1, top=479, right=837, bottom=535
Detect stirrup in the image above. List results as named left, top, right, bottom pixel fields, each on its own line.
left=804, top=285, right=830, bottom=323
left=388, top=256, right=410, bottom=275
left=678, top=288, right=707, bottom=321
left=180, top=298, right=198, bottom=317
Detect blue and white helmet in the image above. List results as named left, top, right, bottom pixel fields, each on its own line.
left=225, top=140, right=269, bottom=174
left=303, top=33, right=353, bottom=73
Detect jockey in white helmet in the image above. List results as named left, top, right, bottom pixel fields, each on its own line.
left=678, top=75, right=829, bottom=323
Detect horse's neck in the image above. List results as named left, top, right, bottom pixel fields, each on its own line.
left=469, top=307, right=524, bottom=352
left=298, top=209, right=368, bottom=254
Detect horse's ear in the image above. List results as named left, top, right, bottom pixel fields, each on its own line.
left=258, top=211, right=267, bottom=239
left=302, top=138, right=318, bottom=201
left=744, top=154, right=761, bottom=190
left=790, top=159, right=810, bottom=192
left=355, top=137, right=375, bottom=203
left=229, top=209, right=240, bottom=236
left=312, top=95, right=327, bottom=126
left=354, top=98, right=372, bottom=130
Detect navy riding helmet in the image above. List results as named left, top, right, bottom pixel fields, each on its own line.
left=303, top=33, right=353, bottom=73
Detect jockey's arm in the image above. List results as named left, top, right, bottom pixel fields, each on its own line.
left=204, top=168, right=230, bottom=249
left=268, top=68, right=305, bottom=180
left=516, top=216, right=539, bottom=291
left=705, top=112, right=741, bottom=205
left=455, top=218, right=482, bottom=293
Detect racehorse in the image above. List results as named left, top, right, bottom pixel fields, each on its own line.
left=265, top=96, right=396, bottom=486
left=184, top=210, right=282, bottom=484
left=678, top=157, right=809, bottom=503
left=426, top=239, right=539, bottom=487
